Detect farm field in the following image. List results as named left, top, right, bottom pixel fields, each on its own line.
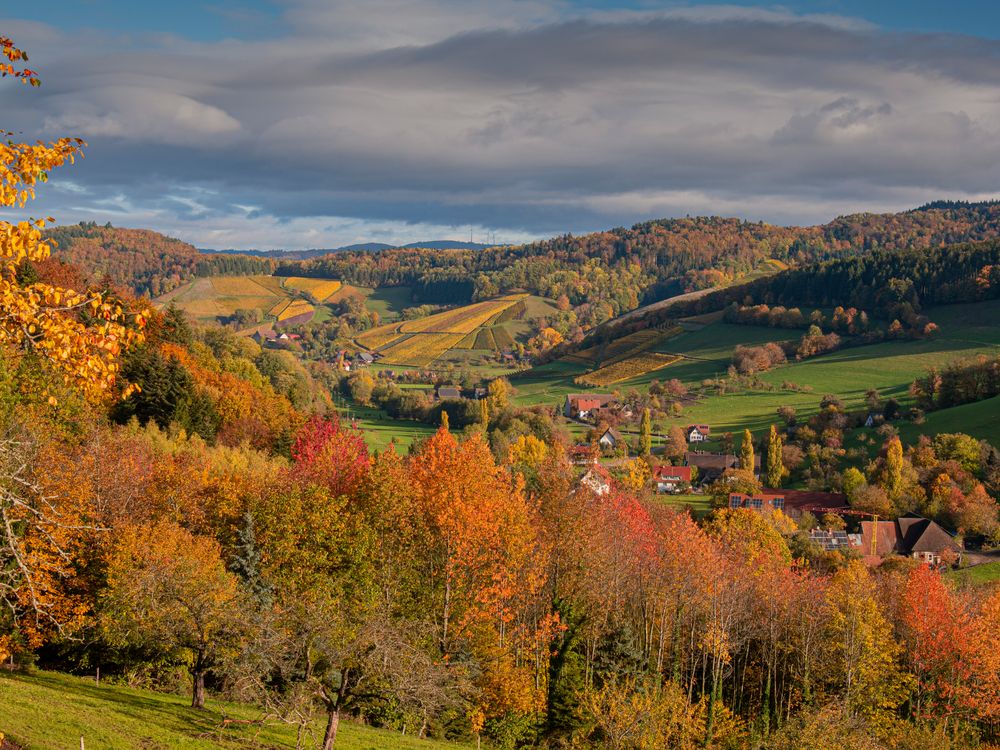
left=283, top=276, right=342, bottom=301
left=647, top=303, right=1000, bottom=437
left=0, top=670, right=468, bottom=750
left=577, top=352, right=681, bottom=386
left=356, top=294, right=530, bottom=367
left=154, top=274, right=341, bottom=327
left=519, top=300, right=1000, bottom=442
left=565, top=325, right=682, bottom=367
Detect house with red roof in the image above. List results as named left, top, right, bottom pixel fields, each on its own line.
left=652, top=465, right=692, bottom=494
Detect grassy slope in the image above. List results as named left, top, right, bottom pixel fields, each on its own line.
left=628, top=301, right=1000, bottom=438
left=335, top=401, right=437, bottom=453
left=945, top=561, right=1000, bottom=586
left=343, top=286, right=414, bottom=322
left=0, top=670, right=466, bottom=750
left=897, top=395, right=1000, bottom=448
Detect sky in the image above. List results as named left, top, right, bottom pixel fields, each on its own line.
left=3, top=1, right=1000, bottom=250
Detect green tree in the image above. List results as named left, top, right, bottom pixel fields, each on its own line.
left=764, top=424, right=784, bottom=487
left=638, top=408, right=652, bottom=456
left=881, top=437, right=904, bottom=501
left=740, top=428, right=755, bottom=472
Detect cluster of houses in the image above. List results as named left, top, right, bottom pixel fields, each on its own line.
left=574, top=464, right=963, bottom=567
left=564, top=394, right=633, bottom=423
left=250, top=327, right=302, bottom=348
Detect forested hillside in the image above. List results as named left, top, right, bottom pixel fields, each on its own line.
left=589, top=239, right=1000, bottom=348
left=51, top=202, right=1000, bottom=339
left=46, top=223, right=275, bottom=297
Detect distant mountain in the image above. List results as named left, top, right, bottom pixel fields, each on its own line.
left=200, top=240, right=492, bottom=259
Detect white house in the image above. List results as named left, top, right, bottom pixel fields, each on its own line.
left=686, top=424, right=711, bottom=443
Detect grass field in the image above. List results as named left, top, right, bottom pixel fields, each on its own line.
left=649, top=493, right=714, bottom=519
left=514, top=299, right=1000, bottom=445
left=511, top=359, right=591, bottom=407
left=897, top=395, right=1000, bottom=449
left=336, top=402, right=438, bottom=452
left=0, top=670, right=467, bottom=750
left=946, top=560, right=1000, bottom=586
left=331, top=286, right=414, bottom=322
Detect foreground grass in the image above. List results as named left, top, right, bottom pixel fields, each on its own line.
left=0, top=670, right=467, bottom=750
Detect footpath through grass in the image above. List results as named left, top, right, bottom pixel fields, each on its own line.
left=0, top=670, right=468, bottom=750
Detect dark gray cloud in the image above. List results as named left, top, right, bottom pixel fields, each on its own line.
left=2, top=3, right=1000, bottom=249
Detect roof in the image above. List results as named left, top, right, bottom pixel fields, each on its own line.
left=567, top=393, right=615, bottom=406
left=898, top=516, right=962, bottom=554
left=859, top=521, right=902, bottom=558
left=358, top=352, right=375, bottom=362
left=579, top=465, right=612, bottom=495
left=762, top=489, right=848, bottom=514
left=686, top=424, right=711, bottom=434
left=809, top=528, right=854, bottom=551
left=599, top=428, right=623, bottom=442
left=653, top=465, right=692, bottom=482
left=685, top=452, right=761, bottom=471
left=437, top=386, right=462, bottom=399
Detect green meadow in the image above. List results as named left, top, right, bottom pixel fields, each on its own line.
left=0, top=670, right=468, bottom=750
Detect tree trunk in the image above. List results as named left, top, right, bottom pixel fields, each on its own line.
left=191, top=668, right=206, bottom=709
left=321, top=706, right=340, bottom=750
left=320, top=667, right=350, bottom=750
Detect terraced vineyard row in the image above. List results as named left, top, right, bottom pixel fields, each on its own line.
left=567, top=325, right=683, bottom=366
left=577, top=352, right=681, bottom=386
left=283, top=276, right=342, bottom=302
left=398, top=294, right=528, bottom=334
left=277, top=299, right=315, bottom=322
left=379, top=333, right=467, bottom=367
left=355, top=294, right=530, bottom=364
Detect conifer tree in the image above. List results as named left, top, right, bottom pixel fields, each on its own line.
left=740, top=428, right=755, bottom=472
left=765, top=424, right=784, bottom=487
left=638, top=408, right=652, bottom=456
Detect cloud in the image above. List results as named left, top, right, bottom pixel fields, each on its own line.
left=2, top=3, right=1000, bottom=249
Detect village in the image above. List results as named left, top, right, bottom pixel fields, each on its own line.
left=561, top=393, right=966, bottom=568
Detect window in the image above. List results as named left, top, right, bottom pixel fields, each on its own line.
left=749, top=498, right=763, bottom=509
left=772, top=498, right=785, bottom=511
left=729, top=495, right=742, bottom=509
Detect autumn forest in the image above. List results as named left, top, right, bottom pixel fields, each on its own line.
left=5, top=26, right=1000, bottom=750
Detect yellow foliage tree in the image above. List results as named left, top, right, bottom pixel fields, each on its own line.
left=0, top=37, right=145, bottom=404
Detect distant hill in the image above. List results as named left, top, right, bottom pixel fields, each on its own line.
left=200, top=240, right=492, bottom=259
left=46, top=201, right=1000, bottom=308
left=46, top=223, right=273, bottom=297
